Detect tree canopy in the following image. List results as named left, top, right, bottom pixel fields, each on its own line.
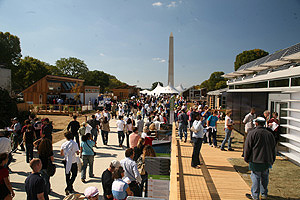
left=151, top=82, right=163, bottom=91
left=0, top=32, right=22, bottom=68
left=56, top=57, right=89, bottom=78
left=15, top=56, right=51, bottom=91
left=234, top=49, right=269, bottom=71
left=199, top=71, right=227, bottom=91
left=82, top=70, right=110, bottom=92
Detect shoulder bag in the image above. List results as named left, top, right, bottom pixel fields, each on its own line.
left=86, top=141, right=96, bottom=156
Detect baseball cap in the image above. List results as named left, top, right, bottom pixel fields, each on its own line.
left=254, top=117, right=266, bottom=122
left=111, top=160, right=121, bottom=168
left=84, top=186, right=99, bottom=198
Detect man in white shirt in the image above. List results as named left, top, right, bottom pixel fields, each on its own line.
left=0, top=130, right=12, bottom=168
left=136, top=115, right=144, bottom=134
left=120, top=148, right=142, bottom=197
left=95, top=110, right=102, bottom=121
left=242, top=108, right=256, bottom=156
left=60, top=131, right=79, bottom=195
left=116, top=116, right=125, bottom=147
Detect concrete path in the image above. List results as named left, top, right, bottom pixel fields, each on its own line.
left=9, top=119, right=125, bottom=200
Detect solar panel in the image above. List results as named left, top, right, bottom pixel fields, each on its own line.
left=267, top=48, right=289, bottom=62
left=284, top=42, right=300, bottom=57
left=254, top=54, right=271, bottom=66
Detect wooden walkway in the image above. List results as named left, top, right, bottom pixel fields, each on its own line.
left=170, top=130, right=250, bottom=200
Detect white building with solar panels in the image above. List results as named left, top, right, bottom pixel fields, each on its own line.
left=223, top=43, right=300, bottom=165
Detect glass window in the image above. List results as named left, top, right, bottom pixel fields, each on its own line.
left=291, top=77, right=300, bottom=86
left=269, top=79, right=289, bottom=87
left=229, top=85, right=234, bottom=89
left=234, top=81, right=267, bottom=89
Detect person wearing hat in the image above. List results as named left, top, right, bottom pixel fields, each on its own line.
left=244, top=117, right=276, bottom=200
left=101, top=160, right=121, bottom=200
left=84, top=186, right=99, bottom=200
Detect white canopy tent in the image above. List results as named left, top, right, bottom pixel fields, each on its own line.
left=175, top=84, right=186, bottom=93
left=159, top=85, right=179, bottom=94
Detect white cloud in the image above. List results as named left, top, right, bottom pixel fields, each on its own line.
left=152, top=2, right=163, bottom=7
left=152, top=57, right=166, bottom=63
left=167, top=1, right=176, bottom=8
left=152, top=57, right=161, bottom=61
left=99, top=53, right=105, bottom=56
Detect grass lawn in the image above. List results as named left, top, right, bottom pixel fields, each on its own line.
left=217, top=122, right=300, bottom=200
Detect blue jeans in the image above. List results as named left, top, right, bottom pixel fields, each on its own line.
left=221, top=128, right=232, bottom=149
left=250, top=169, right=269, bottom=199
left=91, top=128, right=98, bottom=143
left=81, top=155, right=94, bottom=179
left=178, top=123, right=187, bottom=140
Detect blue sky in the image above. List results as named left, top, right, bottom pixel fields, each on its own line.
left=0, top=0, right=300, bottom=89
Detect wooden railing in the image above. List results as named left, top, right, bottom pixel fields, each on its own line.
left=18, top=103, right=84, bottom=115
left=169, top=122, right=179, bottom=200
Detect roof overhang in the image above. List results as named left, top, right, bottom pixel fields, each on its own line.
left=260, top=59, right=290, bottom=67
left=282, top=52, right=300, bottom=62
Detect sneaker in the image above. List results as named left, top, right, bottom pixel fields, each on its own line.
left=81, top=179, right=86, bottom=183
left=245, top=193, right=258, bottom=200
left=220, top=148, right=227, bottom=151
left=228, top=148, right=234, bottom=151
left=65, top=189, right=70, bottom=195
left=261, top=195, right=267, bottom=200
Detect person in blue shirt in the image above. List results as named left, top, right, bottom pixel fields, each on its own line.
left=207, top=110, right=219, bottom=147
left=80, top=133, right=95, bottom=183
left=112, top=166, right=133, bottom=200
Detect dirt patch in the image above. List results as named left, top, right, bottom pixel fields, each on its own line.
left=37, top=113, right=95, bottom=143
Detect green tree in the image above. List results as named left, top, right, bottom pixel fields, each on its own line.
left=234, top=49, right=269, bottom=71
left=15, top=57, right=51, bottom=91
left=151, top=82, right=163, bottom=91
left=0, top=32, right=22, bottom=68
left=83, top=70, right=110, bottom=92
left=56, top=57, right=89, bottom=78
left=0, top=88, right=18, bottom=128
left=199, top=71, right=227, bottom=91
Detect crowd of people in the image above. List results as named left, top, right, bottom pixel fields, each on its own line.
left=0, top=94, right=281, bottom=200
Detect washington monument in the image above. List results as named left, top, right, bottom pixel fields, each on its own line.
left=168, top=32, right=174, bottom=87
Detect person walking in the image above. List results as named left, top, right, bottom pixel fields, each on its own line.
left=12, top=117, right=24, bottom=151
left=191, top=113, right=204, bottom=168
left=125, top=118, right=133, bottom=148
left=80, top=133, right=95, bottom=183
left=242, top=108, right=256, bottom=156
left=101, top=160, right=121, bottom=200
left=41, top=118, right=53, bottom=142
left=25, top=158, right=49, bottom=200
left=129, top=127, right=141, bottom=148
left=137, top=145, right=156, bottom=197
left=244, top=117, right=276, bottom=200
left=120, top=148, right=142, bottom=197
left=87, top=115, right=100, bottom=147
left=34, top=132, right=54, bottom=195
left=60, top=131, right=80, bottom=195
left=0, top=153, right=15, bottom=200
left=100, top=117, right=110, bottom=145
left=136, top=115, right=144, bottom=134
left=112, top=166, right=133, bottom=200
left=207, top=110, right=218, bottom=148
left=116, top=116, right=125, bottom=147
left=178, top=109, right=188, bottom=142
left=22, top=120, right=36, bottom=163
left=67, top=116, right=81, bottom=148
left=189, top=107, right=197, bottom=143
left=220, top=110, right=234, bottom=151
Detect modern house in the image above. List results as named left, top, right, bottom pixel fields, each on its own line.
left=207, top=88, right=228, bottom=109
left=111, top=85, right=140, bottom=100
left=182, top=86, right=207, bottom=102
left=223, top=42, right=300, bottom=165
left=22, top=75, right=99, bottom=105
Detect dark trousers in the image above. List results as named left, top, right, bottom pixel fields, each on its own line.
left=25, top=144, right=34, bottom=163
left=65, top=163, right=78, bottom=192
left=191, top=137, right=203, bottom=167
left=129, top=181, right=141, bottom=197
left=141, top=174, right=148, bottom=197
left=101, top=130, right=109, bottom=145
left=126, top=131, right=132, bottom=148
left=72, top=133, right=80, bottom=148
left=13, top=133, right=24, bottom=151
left=118, top=131, right=125, bottom=146
left=208, top=128, right=217, bottom=146
left=5, top=153, right=12, bottom=168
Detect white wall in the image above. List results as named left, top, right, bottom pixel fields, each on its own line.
left=84, top=93, right=99, bottom=105
left=0, top=68, right=11, bottom=92
left=289, top=92, right=300, bottom=163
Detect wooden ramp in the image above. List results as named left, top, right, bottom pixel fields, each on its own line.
left=170, top=130, right=250, bottom=199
